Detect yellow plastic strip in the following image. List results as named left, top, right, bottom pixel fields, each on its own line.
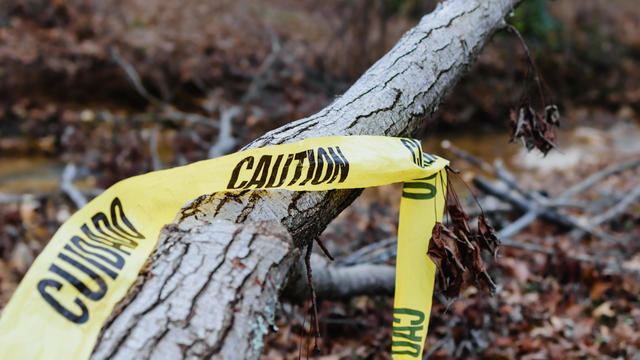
left=392, top=171, right=446, bottom=359
left=0, top=135, right=447, bottom=359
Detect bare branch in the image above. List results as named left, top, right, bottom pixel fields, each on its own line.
left=497, top=210, right=538, bottom=239
left=441, top=139, right=494, bottom=173
left=60, top=163, right=87, bottom=208
left=208, top=105, right=240, bottom=158
left=559, top=158, right=640, bottom=201
left=473, top=176, right=618, bottom=242
left=207, top=32, right=282, bottom=158
left=148, top=125, right=162, bottom=171
left=110, top=47, right=165, bottom=107
left=570, top=184, right=640, bottom=240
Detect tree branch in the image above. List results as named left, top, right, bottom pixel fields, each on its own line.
left=92, top=1, right=523, bottom=358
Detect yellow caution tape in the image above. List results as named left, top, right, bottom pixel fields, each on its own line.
left=0, top=135, right=447, bottom=359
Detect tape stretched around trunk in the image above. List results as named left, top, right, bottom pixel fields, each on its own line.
left=0, top=135, right=447, bottom=359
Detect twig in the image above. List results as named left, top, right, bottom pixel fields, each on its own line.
left=208, top=105, right=240, bottom=158
left=336, top=235, right=640, bottom=278
left=493, top=160, right=581, bottom=209
left=110, top=47, right=164, bottom=107
left=505, top=24, right=547, bottom=107
left=240, top=31, right=282, bottom=106
left=497, top=210, right=538, bottom=239
left=570, top=184, right=640, bottom=240
left=445, top=140, right=631, bottom=240
left=0, top=193, right=30, bottom=203
left=593, top=184, right=640, bottom=224
left=131, top=111, right=219, bottom=129
left=473, top=176, right=571, bottom=227
left=92, top=110, right=218, bottom=129
left=473, top=176, right=618, bottom=242
left=501, top=238, right=639, bottom=274
left=586, top=190, right=625, bottom=214
left=149, top=125, right=162, bottom=171
left=60, top=163, right=87, bottom=208
left=497, top=158, right=640, bottom=240
left=337, top=205, right=512, bottom=266
left=424, top=334, right=452, bottom=359
left=441, top=140, right=530, bottom=200
left=0, top=193, right=40, bottom=204
left=492, top=159, right=529, bottom=197
left=500, top=237, right=554, bottom=254
left=207, top=31, right=282, bottom=158
left=441, top=140, right=494, bottom=174
left=0, top=189, right=103, bottom=204
left=337, top=237, right=396, bottom=266
left=557, top=157, right=640, bottom=201
left=110, top=48, right=220, bottom=130
left=284, top=200, right=640, bottom=303
left=304, top=243, right=321, bottom=353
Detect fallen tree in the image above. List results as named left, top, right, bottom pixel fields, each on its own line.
left=91, top=0, right=522, bottom=358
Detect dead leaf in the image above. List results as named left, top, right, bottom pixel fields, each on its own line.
left=589, top=282, right=612, bottom=300
left=477, top=214, right=500, bottom=257
left=592, top=301, right=615, bottom=318
left=509, top=100, right=560, bottom=155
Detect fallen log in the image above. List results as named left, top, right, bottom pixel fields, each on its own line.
left=91, top=1, right=523, bottom=358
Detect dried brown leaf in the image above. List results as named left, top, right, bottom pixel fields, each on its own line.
left=545, top=104, right=560, bottom=127
left=477, top=214, right=500, bottom=257
left=429, top=222, right=465, bottom=298
left=508, top=101, right=560, bottom=155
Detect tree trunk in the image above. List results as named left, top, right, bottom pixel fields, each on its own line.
left=92, top=0, right=521, bottom=358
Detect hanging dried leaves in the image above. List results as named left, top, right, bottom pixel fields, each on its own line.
left=477, top=214, right=500, bottom=257
left=505, top=24, right=561, bottom=156
left=509, top=101, right=560, bottom=155
left=428, top=170, right=500, bottom=298
left=429, top=223, right=466, bottom=298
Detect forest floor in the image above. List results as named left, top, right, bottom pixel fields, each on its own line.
left=1, top=0, right=639, bottom=359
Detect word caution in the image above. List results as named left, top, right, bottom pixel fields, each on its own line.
left=227, top=146, right=350, bottom=189
left=0, top=136, right=448, bottom=360
left=38, top=198, right=143, bottom=324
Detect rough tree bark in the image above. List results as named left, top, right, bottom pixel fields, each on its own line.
left=92, top=0, right=522, bottom=358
